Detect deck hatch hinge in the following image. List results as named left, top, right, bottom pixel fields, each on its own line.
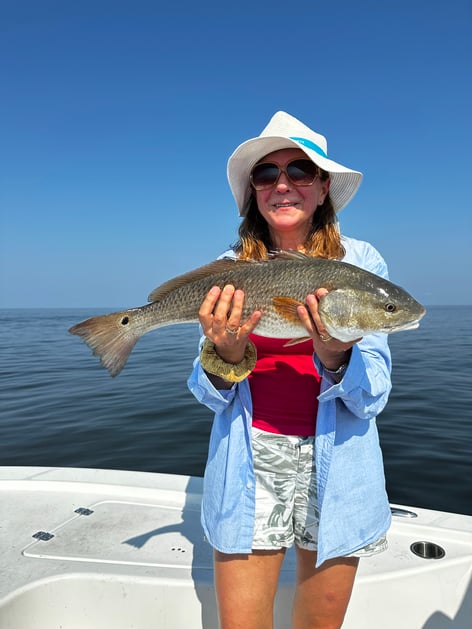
left=74, top=507, right=94, bottom=516
left=32, top=531, right=54, bottom=541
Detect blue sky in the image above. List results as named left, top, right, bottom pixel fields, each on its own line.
left=1, top=0, right=471, bottom=308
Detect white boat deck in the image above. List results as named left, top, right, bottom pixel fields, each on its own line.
left=0, top=467, right=471, bottom=628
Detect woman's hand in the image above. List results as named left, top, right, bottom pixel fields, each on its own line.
left=199, top=284, right=262, bottom=364
left=297, top=289, right=361, bottom=371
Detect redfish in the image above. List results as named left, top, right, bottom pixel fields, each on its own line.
left=69, top=251, right=425, bottom=377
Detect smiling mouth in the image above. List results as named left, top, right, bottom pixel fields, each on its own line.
left=274, top=202, right=298, bottom=208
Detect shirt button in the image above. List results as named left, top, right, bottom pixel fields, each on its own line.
left=246, top=481, right=253, bottom=489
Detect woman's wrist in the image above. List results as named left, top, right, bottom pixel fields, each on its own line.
left=319, top=348, right=351, bottom=373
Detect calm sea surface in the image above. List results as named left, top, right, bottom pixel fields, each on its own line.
left=1, top=307, right=471, bottom=515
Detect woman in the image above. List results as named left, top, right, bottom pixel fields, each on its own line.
left=188, top=111, right=392, bottom=629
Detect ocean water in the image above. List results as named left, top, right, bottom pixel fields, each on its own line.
left=1, top=307, right=471, bottom=516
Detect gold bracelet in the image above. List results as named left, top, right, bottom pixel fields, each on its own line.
left=200, top=338, right=257, bottom=383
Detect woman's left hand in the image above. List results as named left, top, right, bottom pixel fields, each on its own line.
left=297, top=289, right=361, bottom=371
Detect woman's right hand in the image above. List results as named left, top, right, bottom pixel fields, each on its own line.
left=198, top=284, right=262, bottom=364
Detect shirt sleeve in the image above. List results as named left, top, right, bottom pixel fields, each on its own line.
left=315, top=333, right=392, bottom=419
left=315, top=237, right=393, bottom=419
left=187, top=346, right=238, bottom=415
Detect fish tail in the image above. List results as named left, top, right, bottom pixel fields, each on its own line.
left=69, top=310, right=142, bottom=377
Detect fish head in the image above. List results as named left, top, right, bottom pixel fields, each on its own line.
left=318, top=284, right=426, bottom=342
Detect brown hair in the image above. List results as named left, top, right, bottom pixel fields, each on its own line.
left=234, top=170, right=345, bottom=260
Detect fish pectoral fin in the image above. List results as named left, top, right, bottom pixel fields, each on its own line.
left=283, top=337, right=311, bottom=346
left=272, top=296, right=305, bottom=324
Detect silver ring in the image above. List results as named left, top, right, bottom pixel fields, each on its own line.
left=225, top=326, right=240, bottom=336
left=319, top=333, right=332, bottom=342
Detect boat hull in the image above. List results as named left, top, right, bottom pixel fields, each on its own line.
left=1, top=467, right=471, bottom=628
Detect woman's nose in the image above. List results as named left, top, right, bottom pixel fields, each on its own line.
left=275, top=171, right=291, bottom=191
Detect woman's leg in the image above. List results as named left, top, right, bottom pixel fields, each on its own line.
left=292, top=548, right=359, bottom=629
left=214, top=548, right=286, bottom=629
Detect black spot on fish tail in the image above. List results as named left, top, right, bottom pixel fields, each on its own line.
left=69, top=310, right=141, bottom=377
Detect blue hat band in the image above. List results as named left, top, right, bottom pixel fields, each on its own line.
left=289, top=136, right=327, bottom=158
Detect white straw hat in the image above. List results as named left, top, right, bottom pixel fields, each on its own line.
left=227, top=111, right=363, bottom=216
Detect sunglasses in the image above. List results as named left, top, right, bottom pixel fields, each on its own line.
left=250, top=159, right=321, bottom=190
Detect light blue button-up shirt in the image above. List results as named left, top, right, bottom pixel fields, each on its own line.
left=187, top=236, right=393, bottom=567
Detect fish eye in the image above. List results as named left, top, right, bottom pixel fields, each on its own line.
left=384, top=303, right=396, bottom=313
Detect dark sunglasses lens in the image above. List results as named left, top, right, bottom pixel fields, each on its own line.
left=286, top=160, right=318, bottom=184
left=251, top=163, right=280, bottom=189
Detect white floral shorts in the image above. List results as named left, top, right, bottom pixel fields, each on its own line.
left=251, top=427, right=387, bottom=557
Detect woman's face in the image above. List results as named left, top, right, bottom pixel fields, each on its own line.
left=253, top=148, right=330, bottom=244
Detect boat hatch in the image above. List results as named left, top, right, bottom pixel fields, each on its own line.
left=22, top=500, right=215, bottom=569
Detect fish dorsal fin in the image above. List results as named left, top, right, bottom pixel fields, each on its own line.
left=148, top=258, right=255, bottom=303
left=269, top=249, right=311, bottom=261
left=272, top=296, right=306, bottom=324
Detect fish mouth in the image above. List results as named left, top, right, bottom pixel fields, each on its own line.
left=385, top=319, right=422, bottom=334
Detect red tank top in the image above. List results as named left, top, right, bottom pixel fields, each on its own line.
left=248, top=334, right=320, bottom=436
